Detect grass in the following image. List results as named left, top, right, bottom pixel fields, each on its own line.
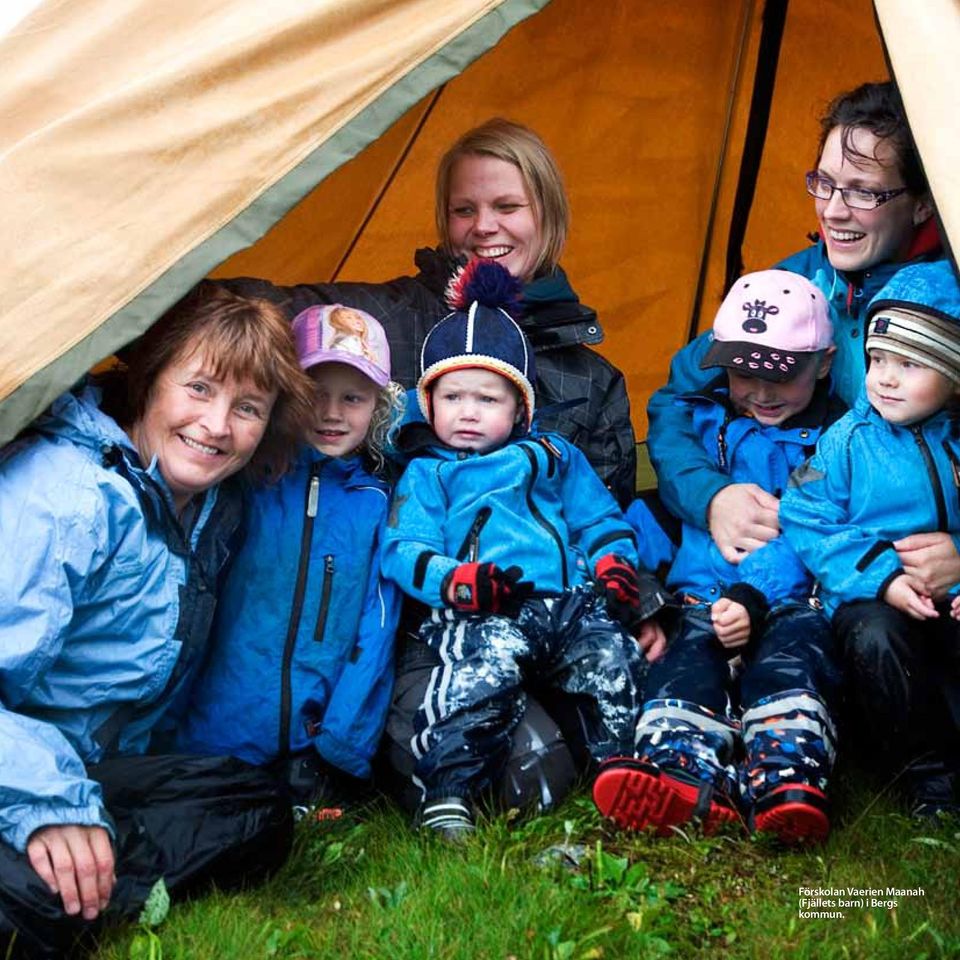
left=90, top=776, right=960, bottom=960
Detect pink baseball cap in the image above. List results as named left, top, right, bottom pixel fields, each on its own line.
left=701, top=270, right=833, bottom=382
left=292, top=304, right=391, bottom=387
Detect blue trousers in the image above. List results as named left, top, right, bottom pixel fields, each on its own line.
left=413, top=590, right=647, bottom=802
left=636, top=602, right=839, bottom=807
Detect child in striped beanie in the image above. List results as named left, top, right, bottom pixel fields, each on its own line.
left=781, top=258, right=960, bottom=819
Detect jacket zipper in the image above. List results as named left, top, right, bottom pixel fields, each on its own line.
left=717, top=414, right=732, bottom=471
left=279, top=461, right=323, bottom=757
left=456, top=506, right=492, bottom=561
left=941, top=439, right=960, bottom=490
left=520, top=444, right=568, bottom=588
left=312, top=555, right=335, bottom=643
left=912, top=426, right=948, bottom=531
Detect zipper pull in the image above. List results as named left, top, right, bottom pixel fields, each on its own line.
left=307, top=475, right=320, bottom=517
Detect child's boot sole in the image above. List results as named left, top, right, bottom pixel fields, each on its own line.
left=593, top=759, right=739, bottom=835
left=751, top=784, right=829, bottom=845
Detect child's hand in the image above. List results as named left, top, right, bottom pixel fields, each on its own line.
left=445, top=562, right=533, bottom=616
left=951, top=595, right=960, bottom=621
left=883, top=574, right=938, bottom=620
left=635, top=619, right=667, bottom=663
left=711, top=598, right=751, bottom=649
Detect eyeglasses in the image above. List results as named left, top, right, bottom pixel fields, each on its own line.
left=805, top=172, right=909, bottom=210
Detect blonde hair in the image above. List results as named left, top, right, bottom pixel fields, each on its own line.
left=364, top=380, right=406, bottom=474
left=435, top=118, right=569, bottom=278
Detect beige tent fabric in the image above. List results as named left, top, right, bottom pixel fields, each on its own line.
left=877, top=0, right=960, bottom=260
left=0, top=0, right=528, bottom=428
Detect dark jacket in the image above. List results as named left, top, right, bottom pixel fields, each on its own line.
left=219, top=248, right=637, bottom=505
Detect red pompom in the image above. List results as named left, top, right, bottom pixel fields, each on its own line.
left=445, top=259, right=524, bottom=314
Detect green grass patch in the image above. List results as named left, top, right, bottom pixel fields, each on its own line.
left=93, top=782, right=960, bottom=960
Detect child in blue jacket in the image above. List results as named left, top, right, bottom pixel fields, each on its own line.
left=177, top=304, right=403, bottom=803
left=381, top=261, right=670, bottom=841
left=782, top=260, right=960, bottom=817
left=597, top=270, right=844, bottom=845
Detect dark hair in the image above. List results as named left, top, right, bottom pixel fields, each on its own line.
left=115, top=282, right=314, bottom=479
left=816, top=81, right=927, bottom=195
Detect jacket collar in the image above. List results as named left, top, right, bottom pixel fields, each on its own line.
left=685, top=375, right=843, bottom=431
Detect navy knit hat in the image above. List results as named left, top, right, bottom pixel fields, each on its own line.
left=418, top=260, right=536, bottom=428
left=867, top=261, right=960, bottom=384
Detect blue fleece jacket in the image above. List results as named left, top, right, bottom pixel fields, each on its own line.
left=381, top=432, right=638, bottom=606
left=781, top=393, right=960, bottom=617
left=648, top=379, right=844, bottom=605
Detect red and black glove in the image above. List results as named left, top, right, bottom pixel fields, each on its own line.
left=444, top=562, right=533, bottom=617
left=594, top=553, right=642, bottom=627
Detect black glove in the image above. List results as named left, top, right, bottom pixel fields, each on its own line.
left=444, top=562, right=534, bottom=617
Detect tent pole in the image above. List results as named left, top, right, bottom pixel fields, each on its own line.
left=330, top=86, right=446, bottom=282
left=721, top=0, right=789, bottom=295
left=684, top=0, right=756, bottom=344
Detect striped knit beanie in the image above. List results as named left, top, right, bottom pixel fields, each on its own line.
left=418, top=259, right=536, bottom=429
left=867, top=261, right=960, bottom=384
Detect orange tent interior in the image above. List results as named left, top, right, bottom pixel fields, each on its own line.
left=211, top=0, right=888, bottom=446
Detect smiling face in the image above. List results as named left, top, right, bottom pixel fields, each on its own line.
left=814, top=125, right=932, bottom=273
left=727, top=350, right=833, bottom=426
left=431, top=368, right=521, bottom=452
left=306, top=362, right=378, bottom=458
left=130, top=343, right=277, bottom=510
left=446, top=155, right=542, bottom=283
left=866, top=347, right=958, bottom=425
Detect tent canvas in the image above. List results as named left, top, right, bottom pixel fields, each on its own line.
left=1, top=0, right=956, bottom=449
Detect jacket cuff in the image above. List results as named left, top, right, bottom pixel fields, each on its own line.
left=876, top=567, right=905, bottom=602
left=9, top=800, right=112, bottom=854
left=721, top=582, right=769, bottom=640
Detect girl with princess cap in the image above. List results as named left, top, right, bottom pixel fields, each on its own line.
left=176, top=304, right=406, bottom=806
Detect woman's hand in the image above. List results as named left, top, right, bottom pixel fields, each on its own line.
left=27, top=824, right=115, bottom=920
left=894, top=532, right=960, bottom=601
left=883, top=574, right=938, bottom=620
left=707, top=484, right=780, bottom=564
left=711, top=598, right=751, bottom=649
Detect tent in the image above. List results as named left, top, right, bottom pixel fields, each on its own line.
left=1, top=0, right=956, bottom=453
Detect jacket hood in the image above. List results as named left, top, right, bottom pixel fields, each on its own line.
left=867, top=259, right=960, bottom=323
left=31, top=382, right=134, bottom=455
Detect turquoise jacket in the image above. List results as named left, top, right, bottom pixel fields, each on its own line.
left=381, top=430, right=638, bottom=607
left=781, top=393, right=960, bottom=617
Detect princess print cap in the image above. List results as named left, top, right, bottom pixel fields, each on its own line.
left=292, top=303, right=391, bottom=387
left=700, top=269, right=833, bottom=382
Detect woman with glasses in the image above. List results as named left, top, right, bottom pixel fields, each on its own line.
left=645, top=80, right=943, bottom=566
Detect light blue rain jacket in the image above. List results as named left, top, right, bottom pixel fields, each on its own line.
left=0, top=385, right=241, bottom=852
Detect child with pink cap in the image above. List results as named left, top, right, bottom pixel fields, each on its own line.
left=176, top=304, right=405, bottom=807
left=601, top=270, right=846, bottom=845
